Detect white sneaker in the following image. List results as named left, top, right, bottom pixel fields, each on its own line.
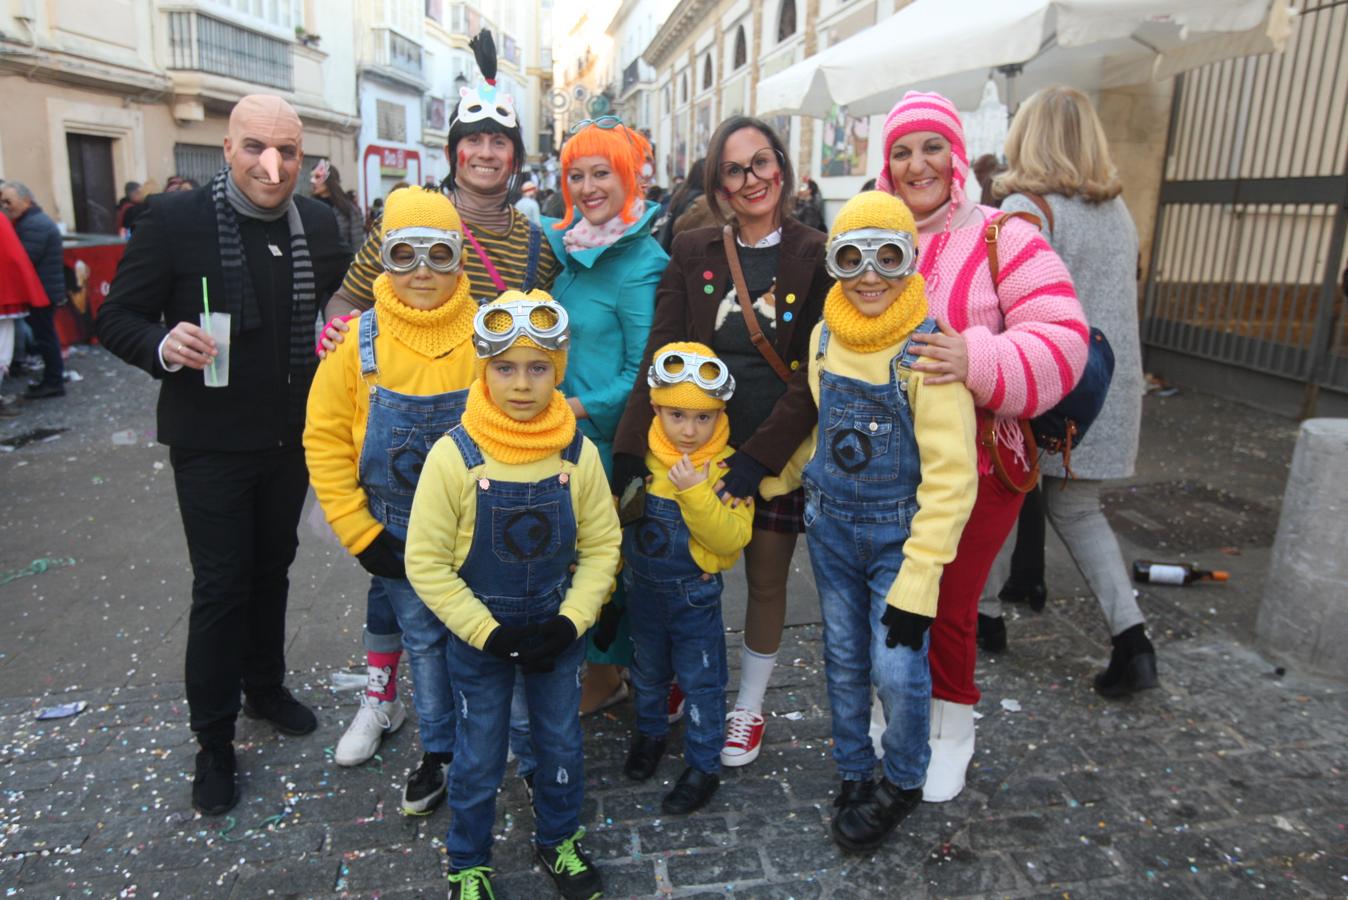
left=334, top=694, right=406, bottom=766
left=869, top=695, right=887, bottom=759
left=720, top=707, right=765, bottom=767
left=923, top=699, right=974, bottom=802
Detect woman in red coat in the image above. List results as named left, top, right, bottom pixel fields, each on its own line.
left=0, top=212, right=48, bottom=405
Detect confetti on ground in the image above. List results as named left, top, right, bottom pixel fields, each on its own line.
left=1000, top=698, right=1022, bottom=712
left=1, top=556, right=76, bottom=586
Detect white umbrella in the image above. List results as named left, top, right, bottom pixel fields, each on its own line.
left=756, top=0, right=1292, bottom=117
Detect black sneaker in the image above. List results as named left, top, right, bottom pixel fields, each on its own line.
left=192, top=744, right=238, bottom=816
left=661, top=766, right=719, bottom=815
left=22, top=383, right=64, bottom=400
left=402, top=751, right=451, bottom=815
left=832, top=777, right=875, bottom=813
left=536, top=828, right=602, bottom=900
left=623, top=732, right=666, bottom=781
left=1094, top=624, right=1159, bottom=698
left=830, top=777, right=921, bottom=853
left=446, top=865, right=495, bottom=899
left=242, top=686, right=318, bottom=735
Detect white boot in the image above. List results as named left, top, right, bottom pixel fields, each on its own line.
left=923, top=699, right=974, bottom=802
left=868, top=694, right=887, bottom=759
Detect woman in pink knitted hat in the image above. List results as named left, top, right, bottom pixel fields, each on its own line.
left=876, top=91, right=1089, bottom=803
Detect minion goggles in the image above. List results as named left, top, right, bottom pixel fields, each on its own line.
left=473, top=299, right=570, bottom=358
left=826, top=228, right=919, bottom=281
left=647, top=350, right=736, bottom=401
left=381, top=227, right=464, bottom=274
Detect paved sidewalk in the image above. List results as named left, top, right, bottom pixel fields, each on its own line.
left=0, top=348, right=1345, bottom=899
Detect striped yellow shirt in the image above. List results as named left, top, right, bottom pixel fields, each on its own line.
left=340, top=207, right=562, bottom=306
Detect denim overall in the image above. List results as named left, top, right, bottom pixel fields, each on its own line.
left=357, top=310, right=467, bottom=755
left=443, top=425, right=588, bottom=868
left=802, top=319, right=937, bottom=790
left=623, top=492, right=729, bottom=773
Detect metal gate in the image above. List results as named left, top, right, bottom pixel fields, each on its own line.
left=1141, top=0, right=1348, bottom=416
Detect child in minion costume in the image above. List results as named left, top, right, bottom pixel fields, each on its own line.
left=406, top=289, right=620, bottom=900
left=304, top=187, right=477, bottom=813
left=761, top=191, right=978, bottom=854
left=621, top=342, right=753, bottom=816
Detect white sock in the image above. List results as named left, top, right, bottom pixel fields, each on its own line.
left=734, top=646, right=777, bottom=714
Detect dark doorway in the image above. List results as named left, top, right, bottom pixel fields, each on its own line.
left=66, top=133, right=117, bottom=235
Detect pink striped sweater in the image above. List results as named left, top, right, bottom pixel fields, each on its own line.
left=919, top=206, right=1088, bottom=440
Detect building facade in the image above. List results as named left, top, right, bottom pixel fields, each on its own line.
left=0, top=0, right=359, bottom=234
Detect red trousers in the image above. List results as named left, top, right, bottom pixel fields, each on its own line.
left=929, top=458, right=1029, bottom=706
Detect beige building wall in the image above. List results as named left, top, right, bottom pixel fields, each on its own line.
left=1096, top=81, right=1172, bottom=283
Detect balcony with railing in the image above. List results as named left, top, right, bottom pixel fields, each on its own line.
left=166, top=10, right=293, bottom=91
left=372, top=28, right=424, bottom=80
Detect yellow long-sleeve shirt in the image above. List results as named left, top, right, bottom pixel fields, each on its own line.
left=761, top=321, right=978, bottom=618
left=303, top=314, right=477, bottom=555
left=642, top=445, right=753, bottom=575
left=405, top=433, right=622, bottom=650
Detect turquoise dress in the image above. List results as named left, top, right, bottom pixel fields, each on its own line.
left=544, top=203, right=668, bottom=665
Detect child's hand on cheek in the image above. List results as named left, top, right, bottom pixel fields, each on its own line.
left=668, top=454, right=710, bottom=491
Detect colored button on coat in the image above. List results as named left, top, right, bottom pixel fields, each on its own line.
left=785, top=293, right=796, bottom=304
left=704, top=284, right=715, bottom=294
left=703, top=270, right=714, bottom=280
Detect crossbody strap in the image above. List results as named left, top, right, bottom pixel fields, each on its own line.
left=723, top=225, right=791, bottom=383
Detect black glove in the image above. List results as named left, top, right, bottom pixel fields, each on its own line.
left=356, top=530, right=406, bottom=580
left=718, top=450, right=771, bottom=502
left=881, top=605, right=934, bottom=652
left=518, top=616, right=579, bottom=673
left=609, top=452, right=650, bottom=496
left=483, top=624, right=537, bottom=662
left=591, top=601, right=624, bottom=652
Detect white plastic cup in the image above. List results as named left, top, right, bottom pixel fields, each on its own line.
left=199, top=312, right=231, bottom=388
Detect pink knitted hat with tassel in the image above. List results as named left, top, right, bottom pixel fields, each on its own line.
left=875, top=91, right=970, bottom=212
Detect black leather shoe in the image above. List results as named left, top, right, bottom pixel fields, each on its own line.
left=624, top=732, right=667, bottom=781
left=1094, top=624, right=1159, bottom=698
left=661, top=766, right=719, bottom=815
left=243, top=686, right=318, bottom=735
left=830, top=777, right=921, bottom=853
left=23, top=383, right=64, bottom=400
left=977, top=613, right=1007, bottom=654
left=833, top=778, right=875, bottom=811
left=192, top=744, right=239, bottom=815
left=1000, top=580, right=1048, bottom=612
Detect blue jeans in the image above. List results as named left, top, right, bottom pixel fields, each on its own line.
left=805, top=492, right=930, bottom=789
left=376, top=575, right=455, bottom=754
left=363, top=579, right=402, bottom=654
left=446, top=633, right=586, bottom=869
left=510, top=672, right=535, bottom=778
left=626, top=570, right=728, bottom=774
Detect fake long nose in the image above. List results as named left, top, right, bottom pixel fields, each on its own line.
left=259, top=148, right=282, bottom=184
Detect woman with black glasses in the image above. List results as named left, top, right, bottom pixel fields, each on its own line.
left=613, top=116, right=831, bottom=769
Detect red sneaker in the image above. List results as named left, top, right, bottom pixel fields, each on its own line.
left=668, top=683, right=686, bottom=724
left=720, top=707, right=765, bottom=767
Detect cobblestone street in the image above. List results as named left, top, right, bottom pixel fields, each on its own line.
left=1, top=348, right=1345, bottom=899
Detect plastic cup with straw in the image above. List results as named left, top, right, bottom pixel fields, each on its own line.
left=199, top=276, right=229, bottom=387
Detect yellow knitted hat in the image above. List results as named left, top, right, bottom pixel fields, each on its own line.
left=648, top=341, right=729, bottom=410
left=381, top=186, right=463, bottom=235
left=828, top=190, right=917, bottom=246
left=474, top=288, right=568, bottom=384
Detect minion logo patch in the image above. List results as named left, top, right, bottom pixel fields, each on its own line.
left=830, top=429, right=874, bottom=474
left=501, top=510, right=553, bottom=560
left=635, top=519, right=672, bottom=559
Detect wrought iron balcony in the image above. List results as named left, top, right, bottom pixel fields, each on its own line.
left=167, top=11, right=293, bottom=91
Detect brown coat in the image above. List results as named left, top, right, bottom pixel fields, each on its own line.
left=613, top=217, right=831, bottom=472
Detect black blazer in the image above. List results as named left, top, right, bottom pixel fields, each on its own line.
left=613, top=217, right=830, bottom=472
left=97, top=187, right=350, bottom=451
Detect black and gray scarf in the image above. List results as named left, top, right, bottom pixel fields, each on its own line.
left=210, top=167, right=318, bottom=424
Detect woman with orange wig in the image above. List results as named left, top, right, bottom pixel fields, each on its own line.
left=543, top=116, right=669, bottom=709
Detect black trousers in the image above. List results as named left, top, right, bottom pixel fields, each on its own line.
left=25, top=306, right=64, bottom=387
left=1006, top=483, right=1046, bottom=589
left=170, top=445, right=309, bottom=745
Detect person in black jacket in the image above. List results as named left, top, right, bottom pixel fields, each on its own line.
left=1, top=181, right=66, bottom=398
left=97, top=95, right=351, bottom=817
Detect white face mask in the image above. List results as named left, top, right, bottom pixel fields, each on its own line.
left=454, top=82, right=517, bottom=130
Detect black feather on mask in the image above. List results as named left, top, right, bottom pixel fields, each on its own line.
left=469, top=30, right=498, bottom=84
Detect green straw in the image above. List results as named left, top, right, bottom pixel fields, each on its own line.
left=202, top=277, right=218, bottom=383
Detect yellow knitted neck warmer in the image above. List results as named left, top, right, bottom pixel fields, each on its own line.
left=647, top=410, right=730, bottom=472
left=461, top=380, right=577, bottom=465
left=822, top=276, right=929, bottom=354
left=373, top=272, right=476, bottom=360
